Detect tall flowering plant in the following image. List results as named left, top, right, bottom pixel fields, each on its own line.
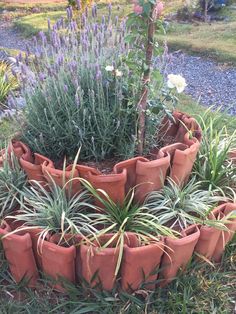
left=15, top=5, right=140, bottom=162
left=12, top=2, right=186, bottom=162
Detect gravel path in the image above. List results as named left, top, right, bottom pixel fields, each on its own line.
left=166, top=52, right=236, bottom=114
left=0, top=20, right=30, bottom=51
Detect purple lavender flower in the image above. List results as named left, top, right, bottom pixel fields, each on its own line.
left=39, top=72, right=45, bottom=82
left=53, top=23, right=58, bottom=32
left=18, top=52, right=23, bottom=62
left=46, top=66, right=53, bottom=77
left=92, top=4, right=97, bottom=18
left=66, top=6, right=73, bottom=20
left=11, top=68, right=17, bottom=77
left=93, top=23, right=98, bottom=36
left=64, top=84, right=69, bottom=93
left=82, top=13, right=86, bottom=26
left=75, top=93, right=80, bottom=106
left=95, top=64, right=102, bottom=80
left=108, top=3, right=112, bottom=16
left=76, top=0, right=81, bottom=11
left=7, top=95, right=15, bottom=108
left=56, top=53, right=64, bottom=67
left=39, top=31, right=46, bottom=44
left=68, top=61, right=78, bottom=73
left=26, top=44, right=31, bottom=56
left=25, top=54, right=29, bottom=66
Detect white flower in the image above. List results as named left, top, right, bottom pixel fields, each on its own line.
left=105, top=65, right=114, bottom=72
left=167, top=74, right=187, bottom=93
left=115, top=69, right=123, bottom=77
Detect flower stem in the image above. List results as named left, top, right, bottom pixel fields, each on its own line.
left=137, top=3, right=156, bottom=155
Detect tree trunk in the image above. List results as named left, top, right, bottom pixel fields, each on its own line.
left=137, top=4, right=156, bottom=156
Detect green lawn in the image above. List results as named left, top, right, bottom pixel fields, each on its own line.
left=177, top=94, right=236, bottom=134
left=14, top=11, right=67, bottom=37
left=0, top=237, right=235, bottom=313
left=13, top=0, right=131, bottom=37
left=162, top=19, right=236, bottom=64
left=0, top=1, right=67, bottom=12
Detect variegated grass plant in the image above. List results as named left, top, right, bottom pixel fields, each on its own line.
left=194, top=109, right=236, bottom=193
left=0, top=150, right=27, bottom=222
left=6, top=178, right=98, bottom=244
left=0, top=62, right=18, bottom=109
left=79, top=178, right=178, bottom=275
left=144, top=177, right=227, bottom=232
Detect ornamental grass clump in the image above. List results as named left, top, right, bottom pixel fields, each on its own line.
left=144, top=177, right=226, bottom=231
left=79, top=178, right=176, bottom=276
left=0, top=151, right=27, bottom=220
left=16, top=5, right=140, bottom=162
left=0, top=62, right=18, bottom=109
left=8, top=178, right=97, bottom=241
left=194, top=110, right=236, bottom=192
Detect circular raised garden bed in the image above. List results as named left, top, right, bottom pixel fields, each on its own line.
left=0, top=110, right=235, bottom=293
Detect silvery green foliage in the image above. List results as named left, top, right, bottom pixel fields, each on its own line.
left=10, top=179, right=97, bottom=239
left=144, top=177, right=225, bottom=231
left=0, top=152, right=27, bottom=219
left=18, top=5, right=140, bottom=162
left=194, top=111, right=236, bottom=192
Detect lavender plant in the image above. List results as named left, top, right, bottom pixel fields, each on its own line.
left=16, top=5, right=140, bottom=162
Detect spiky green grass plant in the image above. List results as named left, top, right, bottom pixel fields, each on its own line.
left=0, top=62, right=18, bottom=109
left=0, top=152, right=26, bottom=221
left=194, top=109, right=236, bottom=192
left=144, top=177, right=226, bottom=231
left=7, top=179, right=97, bottom=241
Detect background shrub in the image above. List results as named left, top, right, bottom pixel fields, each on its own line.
left=0, top=62, right=18, bottom=109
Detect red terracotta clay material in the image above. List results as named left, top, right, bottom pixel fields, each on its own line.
left=158, top=112, right=181, bottom=140
left=134, top=154, right=170, bottom=203
left=228, top=150, right=236, bottom=164
left=212, top=203, right=236, bottom=262
left=76, top=164, right=100, bottom=180
left=20, top=153, right=54, bottom=187
left=160, top=224, right=200, bottom=287
left=0, top=220, right=11, bottom=233
left=0, top=141, right=33, bottom=167
left=0, top=227, right=39, bottom=287
left=158, top=111, right=202, bottom=145
left=75, top=233, right=138, bottom=288
left=121, top=239, right=164, bottom=292
left=158, top=138, right=200, bottom=186
left=176, top=113, right=202, bottom=143
left=26, top=228, right=46, bottom=270
left=79, top=235, right=122, bottom=291
left=87, top=169, right=127, bottom=206
left=113, top=157, right=148, bottom=194
left=41, top=238, right=76, bottom=292
left=42, top=163, right=81, bottom=196
left=9, top=141, right=33, bottom=162
left=194, top=211, right=224, bottom=261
